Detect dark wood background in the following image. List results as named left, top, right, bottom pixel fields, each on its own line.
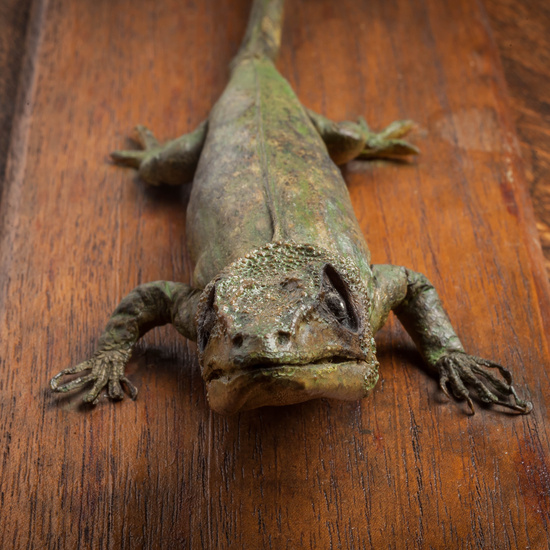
left=1, top=0, right=549, bottom=548
left=486, top=0, right=550, bottom=276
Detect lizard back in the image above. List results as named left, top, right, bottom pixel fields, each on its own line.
left=187, top=57, right=371, bottom=289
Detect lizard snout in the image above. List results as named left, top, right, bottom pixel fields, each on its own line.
left=230, top=330, right=293, bottom=358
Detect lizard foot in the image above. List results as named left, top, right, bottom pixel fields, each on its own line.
left=436, top=351, right=532, bottom=415
left=111, top=125, right=165, bottom=185
left=50, top=347, right=137, bottom=405
left=111, top=121, right=207, bottom=186
left=357, top=118, right=420, bottom=159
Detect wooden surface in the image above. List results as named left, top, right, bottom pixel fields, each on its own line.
left=0, top=0, right=31, bottom=195
left=1, top=0, right=549, bottom=548
left=485, top=0, right=550, bottom=276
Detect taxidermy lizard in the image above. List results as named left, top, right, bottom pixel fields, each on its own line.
left=50, top=0, right=532, bottom=415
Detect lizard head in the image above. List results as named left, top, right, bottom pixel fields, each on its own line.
left=195, top=241, right=379, bottom=414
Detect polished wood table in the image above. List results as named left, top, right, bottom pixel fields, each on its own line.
left=1, top=0, right=549, bottom=548
left=486, top=0, right=550, bottom=277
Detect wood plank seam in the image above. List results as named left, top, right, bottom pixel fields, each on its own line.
left=0, top=0, right=47, bottom=315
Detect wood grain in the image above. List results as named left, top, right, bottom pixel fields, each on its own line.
left=484, top=0, right=550, bottom=277
left=0, top=0, right=549, bottom=548
left=0, top=0, right=32, bottom=194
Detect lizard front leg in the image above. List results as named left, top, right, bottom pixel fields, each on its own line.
left=111, top=120, right=207, bottom=186
left=307, top=109, right=419, bottom=165
left=370, top=264, right=532, bottom=414
left=50, top=281, right=201, bottom=404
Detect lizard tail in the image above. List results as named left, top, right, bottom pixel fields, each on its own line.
left=231, top=0, right=285, bottom=69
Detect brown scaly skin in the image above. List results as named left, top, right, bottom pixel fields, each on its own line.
left=50, top=0, right=531, bottom=415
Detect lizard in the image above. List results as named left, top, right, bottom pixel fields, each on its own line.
left=50, top=0, right=532, bottom=415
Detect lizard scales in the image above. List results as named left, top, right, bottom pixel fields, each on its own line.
left=50, top=0, right=531, bottom=416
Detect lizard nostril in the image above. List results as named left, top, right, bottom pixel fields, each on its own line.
left=277, top=331, right=290, bottom=346
left=232, top=334, right=244, bottom=348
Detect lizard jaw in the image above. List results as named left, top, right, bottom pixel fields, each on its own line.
left=205, top=359, right=379, bottom=415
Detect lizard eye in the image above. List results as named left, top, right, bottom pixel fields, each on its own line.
left=198, top=284, right=217, bottom=352
left=326, top=292, right=347, bottom=320
left=322, top=264, right=358, bottom=332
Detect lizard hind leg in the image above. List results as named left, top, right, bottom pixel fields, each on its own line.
left=110, top=125, right=159, bottom=169
left=111, top=120, right=207, bottom=186
left=356, top=117, right=420, bottom=160
left=307, top=109, right=419, bottom=165
left=134, top=124, right=160, bottom=149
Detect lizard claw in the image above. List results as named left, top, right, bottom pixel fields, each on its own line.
left=110, top=149, right=147, bottom=168
left=110, top=124, right=164, bottom=183
left=110, top=125, right=173, bottom=186
left=50, top=347, right=137, bottom=405
left=357, top=118, right=420, bottom=159
left=134, top=124, right=159, bottom=149
left=435, top=351, right=532, bottom=415
left=110, top=124, right=160, bottom=167
left=111, top=120, right=206, bottom=186
left=359, top=139, right=420, bottom=158
left=376, top=119, right=416, bottom=140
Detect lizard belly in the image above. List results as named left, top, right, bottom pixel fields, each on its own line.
left=187, top=59, right=371, bottom=288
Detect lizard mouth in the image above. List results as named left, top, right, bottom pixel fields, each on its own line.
left=205, top=358, right=379, bottom=415
left=204, top=355, right=356, bottom=384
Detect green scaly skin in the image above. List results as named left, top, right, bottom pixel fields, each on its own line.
left=51, top=0, right=531, bottom=415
